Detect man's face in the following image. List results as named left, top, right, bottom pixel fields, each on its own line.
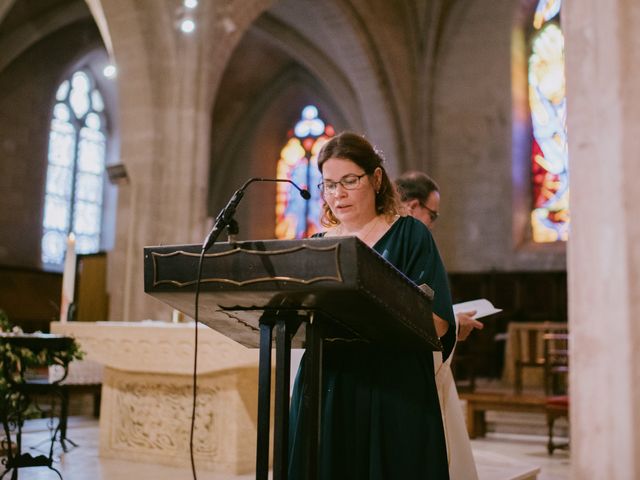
left=404, top=190, right=440, bottom=229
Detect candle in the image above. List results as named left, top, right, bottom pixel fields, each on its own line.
left=60, top=233, right=77, bottom=323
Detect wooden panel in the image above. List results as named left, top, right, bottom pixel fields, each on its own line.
left=0, top=266, right=62, bottom=332
left=449, top=271, right=567, bottom=380
left=75, top=253, right=109, bottom=322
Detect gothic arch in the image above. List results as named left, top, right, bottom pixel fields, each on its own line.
left=210, top=63, right=347, bottom=240
left=252, top=12, right=363, bottom=131
left=252, top=0, right=406, bottom=168
left=0, top=0, right=91, bottom=72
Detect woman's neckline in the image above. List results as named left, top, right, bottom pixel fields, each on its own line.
left=370, top=215, right=402, bottom=249
left=324, top=215, right=402, bottom=248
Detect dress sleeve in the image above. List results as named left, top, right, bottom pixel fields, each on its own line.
left=399, top=219, right=457, bottom=361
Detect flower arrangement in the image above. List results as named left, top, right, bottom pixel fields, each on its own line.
left=0, top=309, right=84, bottom=420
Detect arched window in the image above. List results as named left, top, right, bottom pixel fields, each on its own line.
left=42, top=70, right=108, bottom=266
left=529, top=0, right=568, bottom=242
left=275, top=105, right=335, bottom=239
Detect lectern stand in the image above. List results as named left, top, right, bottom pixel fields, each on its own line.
left=254, top=310, right=323, bottom=480
left=144, top=237, right=441, bottom=480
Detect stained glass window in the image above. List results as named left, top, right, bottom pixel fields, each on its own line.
left=42, top=70, right=107, bottom=266
left=529, top=0, right=568, bottom=242
left=275, top=106, right=334, bottom=239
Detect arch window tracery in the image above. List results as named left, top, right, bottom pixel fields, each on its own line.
left=42, top=70, right=108, bottom=266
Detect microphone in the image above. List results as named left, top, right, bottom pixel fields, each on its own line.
left=202, top=177, right=311, bottom=252
left=299, top=188, right=311, bottom=200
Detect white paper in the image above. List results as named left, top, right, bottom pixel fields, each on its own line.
left=452, top=298, right=501, bottom=319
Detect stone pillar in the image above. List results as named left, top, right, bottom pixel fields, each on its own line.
left=85, top=0, right=218, bottom=321
left=86, top=0, right=274, bottom=322
left=0, top=0, right=15, bottom=23
left=564, top=1, right=640, bottom=478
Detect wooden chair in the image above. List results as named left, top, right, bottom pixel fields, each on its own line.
left=512, top=326, right=547, bottom=393
left=543, top=332, right=569, bottom=454
left=512, top=323, right=568, bottom=394
left=546, top=395, right=569, bottom=454
left=543, top=332, right=569, bottom=395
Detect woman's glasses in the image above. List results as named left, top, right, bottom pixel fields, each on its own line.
left=318, top=173, right=367, bottom=195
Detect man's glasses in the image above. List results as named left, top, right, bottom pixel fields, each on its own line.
left=318, top=173, right=367, bottom=195
left=422, top=204, right=439, bottom=222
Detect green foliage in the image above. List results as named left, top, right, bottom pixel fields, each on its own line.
left=0, top=309, right=11, bottom=332
left=0, top=309, right=84, bottom=421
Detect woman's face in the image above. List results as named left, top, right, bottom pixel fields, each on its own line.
left=321, top=157, right=380, bottom=227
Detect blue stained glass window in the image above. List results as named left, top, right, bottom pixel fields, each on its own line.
left=42, top=69, right=108, bottom=266
left=275, top=106, right=334, bottom=239
left=529, top=0, right=569, bottom=242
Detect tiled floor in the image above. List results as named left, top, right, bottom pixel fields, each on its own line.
left=3, top=417, right=569, bottom=480
left=473, top=433, right=569, bottom=480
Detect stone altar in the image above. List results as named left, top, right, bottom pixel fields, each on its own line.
left=50, top=320, right=262, bottom=474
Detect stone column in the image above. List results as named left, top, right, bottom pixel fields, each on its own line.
left=86, top=0, right=217, bottom=322
left=87, top=0, right=274, bottom=322
left=0, top=0, right=15, bottom=23
left=564, top=1, right=640, bottom=478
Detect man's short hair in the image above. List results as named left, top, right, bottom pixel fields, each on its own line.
left=395, top=171, right=440, bottom=203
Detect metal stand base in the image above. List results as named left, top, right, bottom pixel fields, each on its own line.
left=255, top=310, right=323, bottom=480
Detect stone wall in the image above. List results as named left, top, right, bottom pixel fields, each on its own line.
left=0, top=0, right=566, bottom=326
left=0, top=20, right=105, bottom=268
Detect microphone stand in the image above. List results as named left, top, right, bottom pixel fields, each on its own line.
left=188, top=180, right=250, bottom=480
left=227, top=218, right=239, bottom=243
left=201, top=183, right=247, bottom=252
left=189, top=176, right=310, bottom=480
left=201, top=177, right=311, bottom=252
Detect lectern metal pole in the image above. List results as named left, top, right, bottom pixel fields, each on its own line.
left=273, top=319, right=292, bottom=480
left=256, top=322, right=273, bottom=480
left=303, top=312, right=322, bottom=480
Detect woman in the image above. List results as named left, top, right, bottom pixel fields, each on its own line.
left=289, top=132, right=456, bottom=480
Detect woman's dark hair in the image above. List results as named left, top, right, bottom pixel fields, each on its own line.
left=317, top=132, right=400, bottom=226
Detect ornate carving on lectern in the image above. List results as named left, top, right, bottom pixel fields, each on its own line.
left=150, top=243, right=343, bottom=287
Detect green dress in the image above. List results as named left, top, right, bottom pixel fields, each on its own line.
left=289, top=216, right=456, bottom=480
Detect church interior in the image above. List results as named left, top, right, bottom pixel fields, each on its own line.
left=1, top=0, right=639, bottom=479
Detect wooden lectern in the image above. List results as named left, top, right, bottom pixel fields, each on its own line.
left=144, top=237, right=441, bottom=480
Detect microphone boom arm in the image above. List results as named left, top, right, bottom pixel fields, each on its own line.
left=202, top=177, right=310, bottom=252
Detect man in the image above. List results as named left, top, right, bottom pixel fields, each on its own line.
left=396, top=170, right=481, bottom=480
left=395, top=171, right=483, bottom=340
left=395, top=170, right=441, bottom=229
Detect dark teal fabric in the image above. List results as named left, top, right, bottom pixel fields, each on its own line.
left=374, top=216, right=456, bottom=361
left=288, top=216, right=454, bottom=480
